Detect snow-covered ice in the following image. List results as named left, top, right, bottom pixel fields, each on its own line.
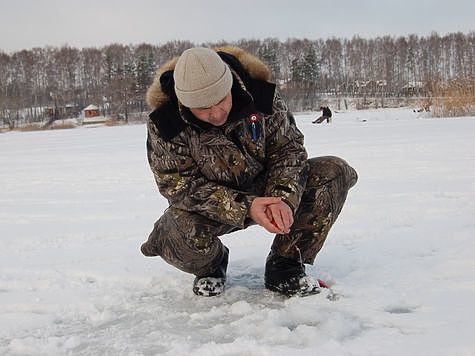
left=1, top=108, right=474, bottom=355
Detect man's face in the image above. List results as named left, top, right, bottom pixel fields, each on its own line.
left=189, top=93, right=232, bottom=127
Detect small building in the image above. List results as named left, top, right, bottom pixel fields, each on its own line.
left=401, top=81, right=425, bottom=96
left=84, top=105, right=100, bottom=118
left=46, top=104, right=78, bottom=119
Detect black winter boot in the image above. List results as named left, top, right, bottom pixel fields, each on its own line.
left=264, top=252, right=320, bottom=297
left=193, top=246, right=229, bottom=297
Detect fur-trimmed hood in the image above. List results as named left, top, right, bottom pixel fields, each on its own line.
left=146, top=46, right=272, bottom=111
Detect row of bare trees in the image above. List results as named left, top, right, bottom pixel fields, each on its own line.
left=248, top=32, right=474, bottom=110
left=0, top=41, right=194, bottom=127
left=1, top=32, right=474, bottom=126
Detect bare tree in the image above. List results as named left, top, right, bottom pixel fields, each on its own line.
left=2, top=33, right=474, bottom=127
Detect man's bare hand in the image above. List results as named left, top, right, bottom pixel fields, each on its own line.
left=266, top=200, right=293, bottom=233
left=249, top=197, right=293, bottom=234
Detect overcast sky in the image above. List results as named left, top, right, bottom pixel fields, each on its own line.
left=1, top=0, right=474, bottom=52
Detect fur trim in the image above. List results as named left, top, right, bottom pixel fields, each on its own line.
left=146, top=46, right=271, bottom=110
left=145, top=57, right=179, bottom=111
left=213, top=46, right=271, bottom=82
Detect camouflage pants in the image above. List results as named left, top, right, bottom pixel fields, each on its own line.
left=141, top=156, right=357, bottom=277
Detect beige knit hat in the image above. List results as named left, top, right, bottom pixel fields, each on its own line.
left=173, top=47, right=233, bottom=108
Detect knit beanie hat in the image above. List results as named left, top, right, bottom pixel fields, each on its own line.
left=173, top=47, right=233, bottom=108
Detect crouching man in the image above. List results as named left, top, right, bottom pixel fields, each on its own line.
left=141, top=47, right=357, bottom=297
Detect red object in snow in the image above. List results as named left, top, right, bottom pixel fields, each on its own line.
left=317, top=279, right=330, bottom=289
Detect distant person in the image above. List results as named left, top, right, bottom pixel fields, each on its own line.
left=313, top=106, right=332, bottom=124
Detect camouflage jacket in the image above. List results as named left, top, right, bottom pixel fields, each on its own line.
left=145, top=46, right=309, bottom=228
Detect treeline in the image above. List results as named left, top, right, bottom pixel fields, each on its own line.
left=1, top=32, right=474, bottom=126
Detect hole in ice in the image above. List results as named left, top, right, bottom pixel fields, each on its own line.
left=385, top=306, right=415, bottom=314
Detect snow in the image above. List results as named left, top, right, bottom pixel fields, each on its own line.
left=1, top=108, right=474, bottom=355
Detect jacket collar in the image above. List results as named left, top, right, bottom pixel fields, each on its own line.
left=149, top=51, right=276, bottom=141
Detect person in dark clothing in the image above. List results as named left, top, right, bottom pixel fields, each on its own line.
left=141, top=47, right=357, bottom=297
left=313, top=106, right=332, bottom=124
